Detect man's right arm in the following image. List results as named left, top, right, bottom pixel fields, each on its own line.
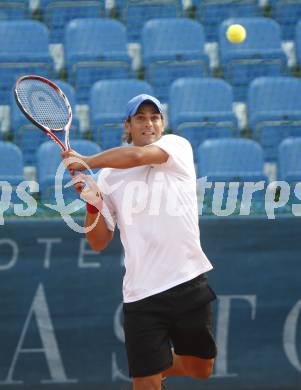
left=72, top=173, right=114, bottom=252
left=85, top=211, right=114, bottom=252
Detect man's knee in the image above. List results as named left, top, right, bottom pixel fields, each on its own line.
left=133, top=373, right=162, bottom=390
left=182, top=357, right=214, bottom=380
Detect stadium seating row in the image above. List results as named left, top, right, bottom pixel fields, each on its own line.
left=6, top=76, right=301, bottom=164
left=0, top=18, right=301, bottom=104
left=2, top=0, right=301, bottom=42
left=1, top=16, right=301, bottom=104
left=1, top=137, right=300, bottom=203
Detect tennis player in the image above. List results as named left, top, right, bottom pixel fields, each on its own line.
left=62, top=94, right=217, bottom=390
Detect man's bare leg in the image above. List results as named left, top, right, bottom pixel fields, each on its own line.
left=162, top=350, right=214, bottom=379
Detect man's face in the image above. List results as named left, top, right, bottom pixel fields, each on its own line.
left=125, top=102, right=164, bottom=146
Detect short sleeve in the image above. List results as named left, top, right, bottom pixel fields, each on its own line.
left=97, top=170, right=117, bottom=232
left=148, top=134, right=195, bottom=179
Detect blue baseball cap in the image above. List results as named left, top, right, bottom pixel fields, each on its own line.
left=126, top=94, right=163, bottom=118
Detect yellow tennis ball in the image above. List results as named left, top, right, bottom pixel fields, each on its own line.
left=226, top=24, right=246, bottom=43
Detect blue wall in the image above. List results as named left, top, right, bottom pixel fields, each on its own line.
left=0, top=216, right=301, bottom=389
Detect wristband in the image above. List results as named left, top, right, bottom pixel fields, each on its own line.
left=86, top=198, right=103, bottom=214
left=86, top=202, right=100, bottom=214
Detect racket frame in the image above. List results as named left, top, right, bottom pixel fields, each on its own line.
left=14, top=75, right=73, bottom=151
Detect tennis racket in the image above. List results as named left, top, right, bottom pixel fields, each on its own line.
left=14, top=75, right=72, bottom=151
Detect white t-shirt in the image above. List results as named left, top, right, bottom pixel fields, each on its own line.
left=98, top=134, right=213, bottom=303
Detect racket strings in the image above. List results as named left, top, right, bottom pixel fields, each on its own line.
left=16, top=79, right=70, bottom=130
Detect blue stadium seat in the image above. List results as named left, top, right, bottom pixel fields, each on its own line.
left=37, top=139, right=101, bottom=203
left=90, top=79, right=154, bottom=150
left=124, top=0, right=182, bottom=42
left=278, top=137, right=301, bottom=182
left=0, top=141, right=24, bottom=203
left=0, top=0, right=28, bottom=19
left=219, top=18, right=287, bottom=102
left=272, top=0, right=301, bottom=41
left=197, top=138, right=266, bottom=210
left=142, top=18, right=209, bottom=102
left=0, top=20, right=53, bottom=104
left=169, top=78, right=237, bottom=160
left=198, top=0, right=260, bottom=42
left=11, top=80, right=81, bottom=166
left=197, top=138, right=265, bottom=180
left=40, top=0, right=104, bottom=43
left=64, top=18, right=132, bottom=103
left=248, top=77, right=301, bottom=161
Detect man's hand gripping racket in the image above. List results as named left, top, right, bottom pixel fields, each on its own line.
left=72, top=173, right=103, bottom=212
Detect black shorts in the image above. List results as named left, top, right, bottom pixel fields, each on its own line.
left=123, top=274, right=217, bottom=378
